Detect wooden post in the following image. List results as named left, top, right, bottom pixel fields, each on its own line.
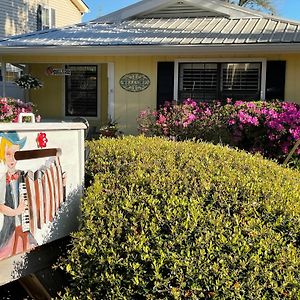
left=19, top=274, right=51, bottom=300
left=283, top=139, right=300, bottom=165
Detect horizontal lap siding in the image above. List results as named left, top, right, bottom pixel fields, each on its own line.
left=0, top=0, right=36, bottom=38
left=50, top=0, right=82, bottom=28
left=0, top=0, right=82, bottom=38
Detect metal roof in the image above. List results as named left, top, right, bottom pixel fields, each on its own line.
left=0, top=16, right=300, bottom=48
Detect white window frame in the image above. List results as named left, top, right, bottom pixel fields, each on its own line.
left=174, top=58, right=267, bottom=102
left=41, top=6, right=55, bottom=30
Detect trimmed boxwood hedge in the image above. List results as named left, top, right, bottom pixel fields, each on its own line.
left=61, top=136, right=300, bottom=299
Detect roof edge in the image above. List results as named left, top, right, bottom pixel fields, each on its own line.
left=1, top=43, right=300, bottom=56
left=70, top=0, right=89, bottom=14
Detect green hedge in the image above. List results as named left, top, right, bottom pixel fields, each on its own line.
left=61, top=136, right=300, bottom=299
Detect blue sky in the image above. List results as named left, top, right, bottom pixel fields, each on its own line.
left=82, top=0, right=300, bottom=22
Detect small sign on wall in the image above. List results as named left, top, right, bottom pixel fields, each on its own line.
left=119, top=73, right=150, bottom=92
left=46, top=66, right=71, bottom=76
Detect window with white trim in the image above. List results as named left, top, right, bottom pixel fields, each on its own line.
left=178, top=62, right=261, bottom=102
left=65, top=65, right=98, bottom=117
left=37, top=5, right=56, bottom=31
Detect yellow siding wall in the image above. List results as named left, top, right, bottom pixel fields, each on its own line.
left=114, top=57, right=157, bottom=134
left=29, top=64, right=63, bottom=119
left=48, top=0, right=82, bottom=28
left=2, top=53, right=300, bottom=134
left=100, top=64, right=109, bottom=125
left=285, top=54, right=300, bottom=103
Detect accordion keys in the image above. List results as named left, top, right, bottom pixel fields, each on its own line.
left=18, top=151, right=65, bottom=237
left=20, top=174, right=30, bottom=233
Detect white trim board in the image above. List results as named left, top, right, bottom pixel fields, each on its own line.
left=107, top=62, right=115, bottom=122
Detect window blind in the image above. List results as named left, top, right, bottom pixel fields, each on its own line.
left=178, top=62, right=261, bottom=102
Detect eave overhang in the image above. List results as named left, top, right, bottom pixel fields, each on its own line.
left=0, top=43, right=300, bottom=58
left=70, top=0, right=89, bottom=14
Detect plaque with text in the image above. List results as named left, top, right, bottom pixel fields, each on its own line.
left=119, top=73, right=150, bottom=92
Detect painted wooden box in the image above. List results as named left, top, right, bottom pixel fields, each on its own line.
left=0, top=122, right=86, bottom=285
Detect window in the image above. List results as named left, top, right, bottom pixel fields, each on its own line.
left=65, top=65, right=98, bottom=117
left=179, top=63, right=218, bottom=101
left=178, top=62, right=261, bottom=102
left=37, top=5, right=56, bottom=31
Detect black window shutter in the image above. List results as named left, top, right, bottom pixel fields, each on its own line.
left=157, top=62, right=174, bottom=109
left=37, top=5, right=42, bottom=31
left=265, top=61, right=286, bottom=101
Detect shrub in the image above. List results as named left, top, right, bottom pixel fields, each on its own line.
left=0, top=97, right=40, bottom=122
left=61, top=136, right=300, bottom=299
left=137, top=100, right=300, bottom=164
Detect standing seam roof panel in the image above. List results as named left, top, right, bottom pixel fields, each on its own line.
left=233, top=18, right=260, bottom=44
left=190, top=18, right=222, bottom=44
left=257, top=19, right=277, bottom=42
left=212, top=19, right=239, bottom=44
left=270, top=22, right=288, bottom=42
left=160, top=18, right=194, bottom=44
left=281, top=23, right=297, bottom=42
left=246, top=18, right=268, bottom=43
left=195, top=18, right=223, bottom=44
left=202, top=18, right=229, bottom=44
left=1, top=16, right=300, bottom=47
left=293, top=25, right=300, bottom=42
left=179, top=18, right=209, bottom=44
left=150, top=18, right=186, bottom=44
left=224, top=18, right=249, bottom=43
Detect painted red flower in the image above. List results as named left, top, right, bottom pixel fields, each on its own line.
left=37, top=132, right=48, bottom=148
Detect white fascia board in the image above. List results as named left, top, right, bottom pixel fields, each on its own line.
left=1, top=43, right=300, bottom=56
left=70, top=0, right=89, bottom=13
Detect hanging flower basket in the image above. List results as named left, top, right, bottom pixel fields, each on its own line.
left=15, top=74, right=43, bottom=90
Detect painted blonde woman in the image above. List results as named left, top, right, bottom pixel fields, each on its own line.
left=0, top=132, right=36, bottom=259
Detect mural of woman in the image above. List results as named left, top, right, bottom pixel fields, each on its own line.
left=0, top=132, right=37, bottom=259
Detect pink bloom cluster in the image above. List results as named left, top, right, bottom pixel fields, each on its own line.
left=228, top=101, right=300, bottom=158
left=137, top=99, right=300, bottom=163
left=0, top=97, right=41, bottom=123
left=138, top=99, right=209, bottom=139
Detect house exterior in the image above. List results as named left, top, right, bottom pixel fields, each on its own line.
left=0, top=0, right=89, bottom=39
left=0, top=0, right=300, bottom=134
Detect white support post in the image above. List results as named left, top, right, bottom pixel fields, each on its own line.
left=173, top=62, right=179, bottom=102
left=107, top=62, right=115, bottom=121
left=1, top=60, right=6, bottom=97
left=261, top=59, right=267, bottom=100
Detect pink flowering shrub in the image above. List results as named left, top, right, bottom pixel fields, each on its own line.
left=137, top=99, right=300, bottom=163
left=0, top=97, right=41, bottom=122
